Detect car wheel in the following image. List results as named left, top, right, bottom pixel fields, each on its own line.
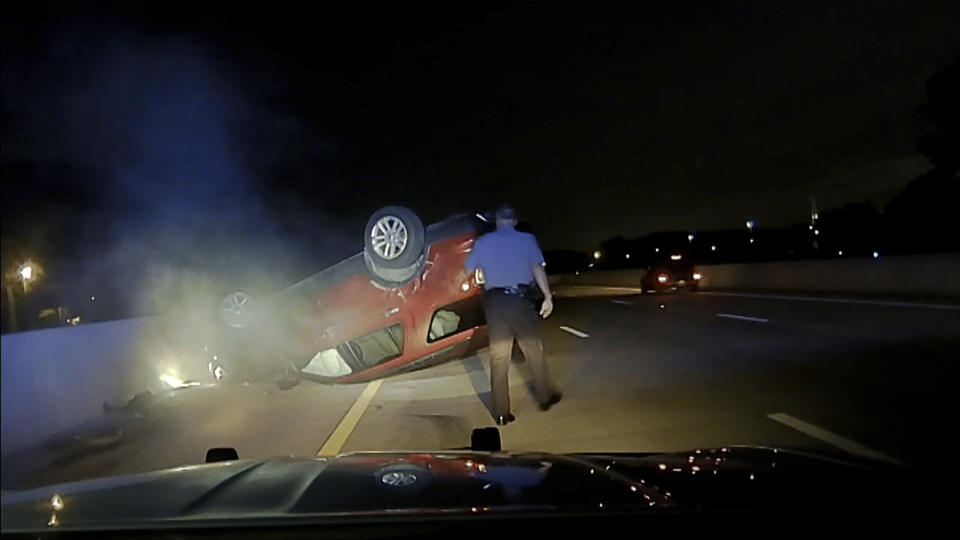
left=219, top=291, right=256, bottom=328
left=364, top=206, right=425, bottom=270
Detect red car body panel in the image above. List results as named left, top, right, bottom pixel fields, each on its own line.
left=219, top=214, right=491, bottom=384
left=323, top=232, right=486, bottom=383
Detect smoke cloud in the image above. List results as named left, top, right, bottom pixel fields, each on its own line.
left=3, top=21, right=359, bottom=322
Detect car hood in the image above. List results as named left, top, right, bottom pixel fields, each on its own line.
left=0, top=446, right=920, bottom=532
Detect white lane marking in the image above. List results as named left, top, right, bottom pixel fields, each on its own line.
left=611, top=299, right=632, bottom=305
left=717, top=313, right=769, bottom=323
left=767, top=413, right=904, bottom=465
left=700, top=291, right=960, bottom=311
left=554, top=286, right=645, bottom=297
left=317, top=379, right=383, bottom=456
left=564, top=286, right=644, bottom=292
left=558, top=325, right=590, bottom=338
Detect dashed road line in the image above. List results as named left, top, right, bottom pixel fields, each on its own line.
left=611, top=299, right=632, bottom=305
left=316, top=379, right=383, bottom=456
left=717, top=313, right=769, bottom=323
left=558, top=325, right=590, bottom=338
left=554, top=286, right=645, bottom=297
left=701, top=291, right=960, bottom=311
left=767, top=413, right=904, bottom=465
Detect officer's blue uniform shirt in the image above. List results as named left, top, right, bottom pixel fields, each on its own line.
left=464, top=225, right=545, bottom=288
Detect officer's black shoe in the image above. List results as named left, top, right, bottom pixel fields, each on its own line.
left=539, top=392, right=563, bottom=411
left=495, top=414, right=516, bottom=426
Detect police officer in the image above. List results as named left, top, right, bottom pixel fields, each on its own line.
left=465, top=204, right=562, bottom=425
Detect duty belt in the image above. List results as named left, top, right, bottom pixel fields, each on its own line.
left=487, top=284, right=534, bottom=296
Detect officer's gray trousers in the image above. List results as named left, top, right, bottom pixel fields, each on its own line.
left=482, top=292, right=555, bottom=417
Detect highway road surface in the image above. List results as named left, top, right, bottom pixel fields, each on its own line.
left=3, top=289, right=958, bottom=490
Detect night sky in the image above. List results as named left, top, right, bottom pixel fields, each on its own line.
left=2, top=2, right=958, bottom=305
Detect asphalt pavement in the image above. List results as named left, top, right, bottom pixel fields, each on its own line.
left=3, top=289, right=958, bottom=490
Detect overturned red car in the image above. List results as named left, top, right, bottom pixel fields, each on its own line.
left=210, top=207, right=494, bottom=385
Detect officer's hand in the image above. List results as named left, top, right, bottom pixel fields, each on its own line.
left=539, top=296, right=554, bottom=319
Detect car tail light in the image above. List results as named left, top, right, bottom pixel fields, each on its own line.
left=657, top=274, right=668, bottom=283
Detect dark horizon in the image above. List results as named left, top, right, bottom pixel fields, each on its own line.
left=2, top=1, right=958, bottom=321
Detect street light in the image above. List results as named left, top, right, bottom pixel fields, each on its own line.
left=5, top=260, right=41, bottom=332
left=16, top=262, right=38, bottom=293
left=593, top=250, right=602, bottom=260
left=745, top=220, right=755, bottom=231
left=18, top=263, right=34, bottom=283
left=687, top=233, right=694, bottom=242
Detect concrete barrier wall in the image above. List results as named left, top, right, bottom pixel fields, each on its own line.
left=555, top=253, right=960, bottom=299
left=0, top=315, right=214, bottom=455
left=697, top=254, right=960, bottom=298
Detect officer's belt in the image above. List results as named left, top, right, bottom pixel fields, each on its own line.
left=486, top=284, right=535, bottom=296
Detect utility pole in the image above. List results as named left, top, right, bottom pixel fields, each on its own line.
left=5, top=284, right=16, bottom=333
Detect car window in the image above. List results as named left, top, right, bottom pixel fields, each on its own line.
left=301, top=323, right=404, bottom=377
left=427, top=297, right=486, bottom=343
left=348, top=323, right=404, bottom=370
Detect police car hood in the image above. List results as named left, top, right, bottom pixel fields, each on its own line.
left=0, top=446, right=925, bottom=532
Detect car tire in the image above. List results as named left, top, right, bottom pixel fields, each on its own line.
left=364, top=206, right=425, bottom=270
left=219, top=291, right=256, bottom=328
left=363, top=251, right=424, bottom=288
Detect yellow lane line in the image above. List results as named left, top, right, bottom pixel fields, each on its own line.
left=316, top=379, right=383, bottom=456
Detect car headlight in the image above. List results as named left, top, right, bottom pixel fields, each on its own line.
left=693, top=272, right=702, bottom=280
left=657, top=274, right=668, bottom=283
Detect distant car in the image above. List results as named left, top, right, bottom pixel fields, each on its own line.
left=210, top=207, right=494, bottom=385
left=641, top=256, right=702, bottom=293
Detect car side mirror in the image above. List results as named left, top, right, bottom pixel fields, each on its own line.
left=471, top=427, right=501, bottom=451
left=205, top=447, right=239, bottom=463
